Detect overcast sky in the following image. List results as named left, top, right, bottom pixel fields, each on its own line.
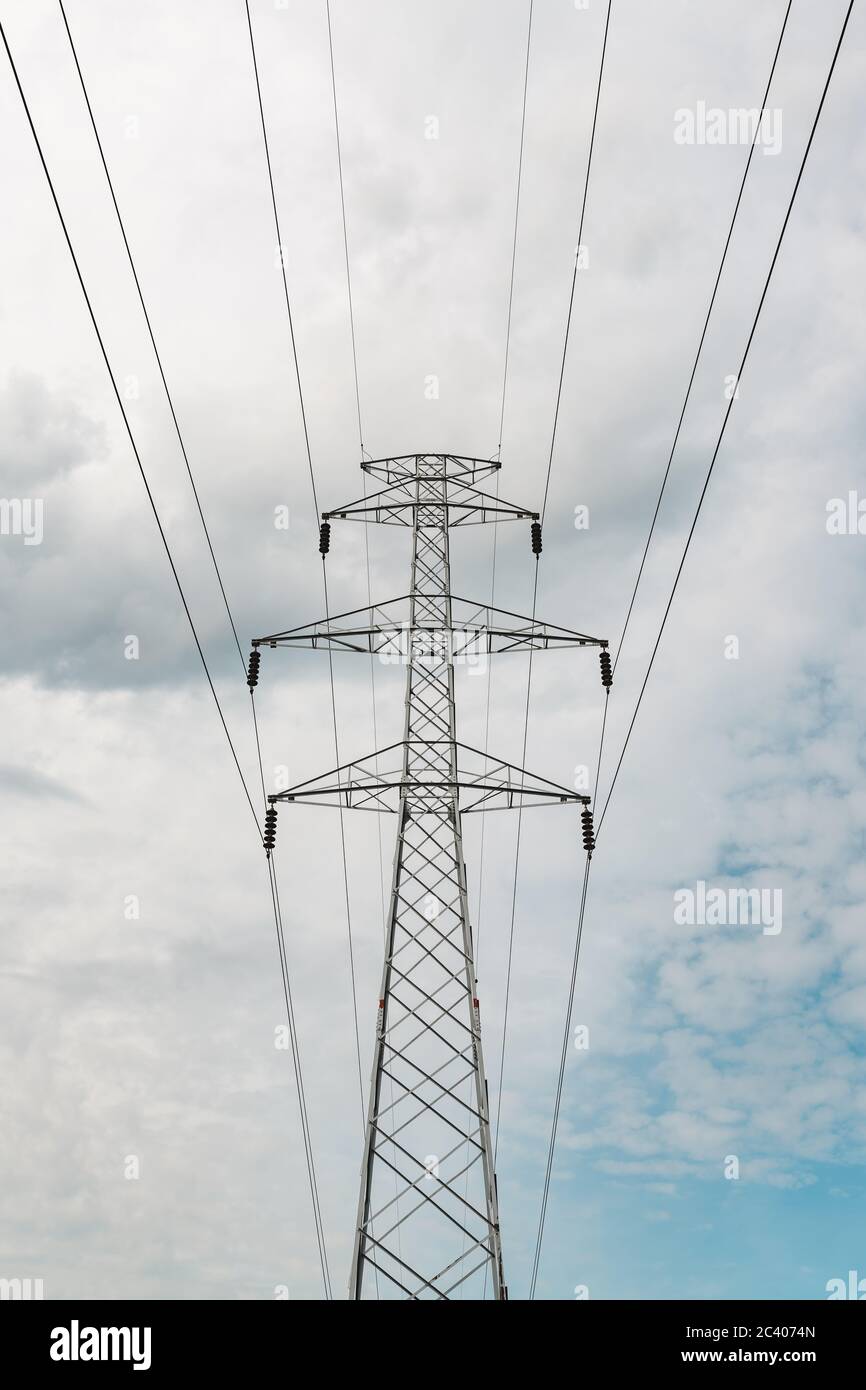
left=1, top=0, right=864, bottom=1300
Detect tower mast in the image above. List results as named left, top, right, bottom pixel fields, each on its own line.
left=251, top=453, right=608, bottom=1299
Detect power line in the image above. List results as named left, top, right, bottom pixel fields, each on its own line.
left=528, top=0, right=854, bottom=1296
left=593, top=689, right=610, bottom=803
left=529, top=854, right=591, bottom=1299
left=492, top=558, right=539, bottom=1167
left=598, top=0, right=853, bottom=838
left=0, top=18, right=261, bottom=838
left=5, top=12, right=335, bottom=1298
left=245, top=0, right=368, bottom=1140
left=324, top=0, right=378, bottom=1099
left=326, top=0, right=365, bottom=459
left=540, top=0, right=613, bottom=524
left=325, top=0, right=398, bottom=1275
left=592, top=0, right=793, bottom=841
left=239, top=71, right=364, bottom=1227
left=251, top=686, right=332, bottom=1299
left=489, top=0, right=613, bottom=1195
left=611, top=0, right=792, bottom=679
left=267, top=853, right=333, bottom=1298
left=475, top=0, right=535, bottom=1000
left=476, top=0, right=534, bottom=973
left=469, top=3, right=535, bottom=1297
left=57, top=0, right=247, bottom=673
left=244, top=0, right=320, bottom=519
left=322, top=565, right=367, bottom=1126
left=495, top=0, right=534, bottom=460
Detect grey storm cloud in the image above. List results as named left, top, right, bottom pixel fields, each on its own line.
left=0, top=759, right=87, bottom=803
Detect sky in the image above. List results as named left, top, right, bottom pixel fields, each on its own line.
left=1, top=0, right=865, bottom=1301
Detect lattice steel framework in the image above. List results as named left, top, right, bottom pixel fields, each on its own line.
left=253, top=454, right=607, bottom=1300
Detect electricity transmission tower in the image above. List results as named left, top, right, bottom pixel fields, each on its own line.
left=252, top=453, right=608, bottom=1300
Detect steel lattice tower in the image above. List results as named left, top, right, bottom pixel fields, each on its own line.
left=253, top=454, right=608, bottom=1300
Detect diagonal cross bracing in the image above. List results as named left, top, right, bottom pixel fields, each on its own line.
left=350, top=455, right=506, bottom=1299
left=259, top=455, right=605, bottom=1299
